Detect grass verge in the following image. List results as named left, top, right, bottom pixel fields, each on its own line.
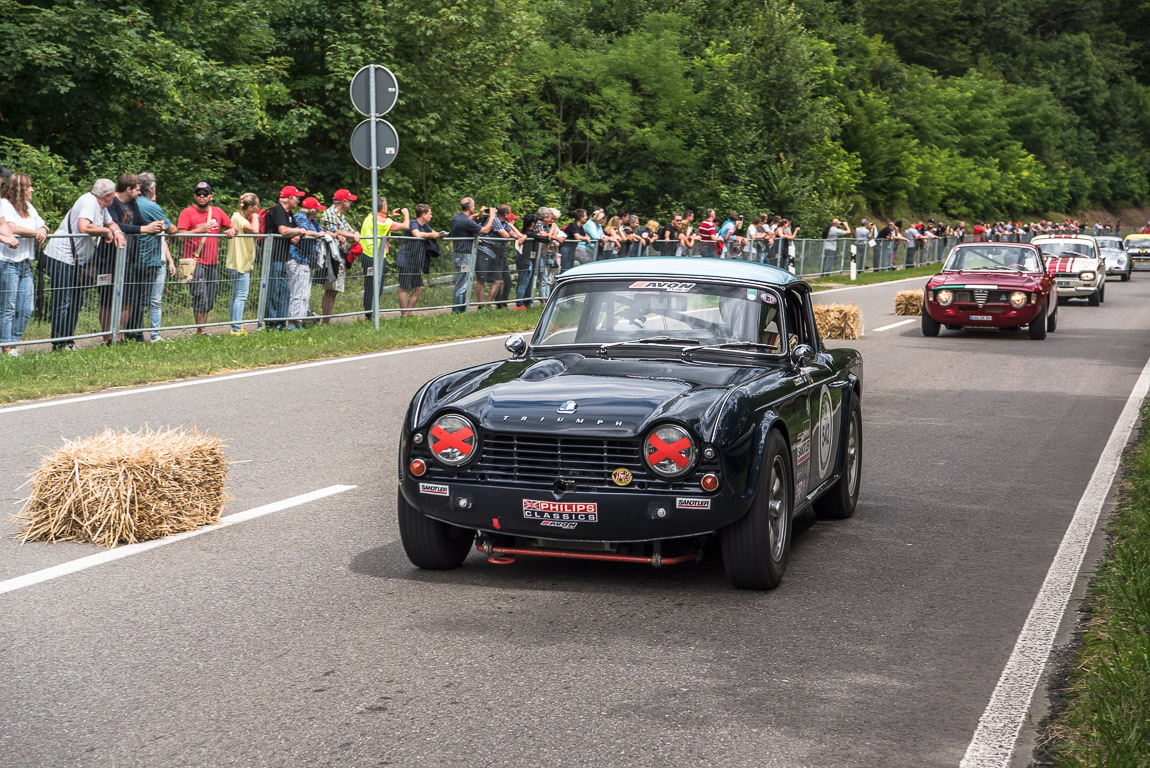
left=1040, top=408, right=1150, bottom=766
left=810, top=263, right=941, bottom=289
left=0, top=309, right=542, bottom=404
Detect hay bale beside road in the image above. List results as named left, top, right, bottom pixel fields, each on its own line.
left=895, top=290, right=924, bottom=316
left=14, top=427, right=229, bottom=548
left=814, top=303, right=862, bottom=340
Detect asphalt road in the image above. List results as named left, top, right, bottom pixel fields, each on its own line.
left=2, top=272, right=1147, bottom=767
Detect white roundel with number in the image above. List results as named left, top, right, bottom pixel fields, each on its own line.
left=817, top=385, right=834, bottom=479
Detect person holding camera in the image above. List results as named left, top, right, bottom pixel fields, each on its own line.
left=448, top=198, right=495, bottom=313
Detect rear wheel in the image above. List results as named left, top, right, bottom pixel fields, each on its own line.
left=721, top=430, right=792, bottom=590
left=398, top=489, right=474, bottom=570
left=921, top=309, right=940, bottom=337
left=814, top=396, right=862, bottom=520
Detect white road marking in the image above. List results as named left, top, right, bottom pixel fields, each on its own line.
left=961, top=353, right=1150, bottom=766
left=0, top=335, right=516, bottom=414
left=814, top=275, right=929, bottom=295
left=0, top=484, right=356, bottom=596
left=871, top=318, right=917, bottom=333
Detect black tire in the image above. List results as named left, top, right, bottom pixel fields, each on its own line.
left=397, top=489, right=474, bottom=570
left=1123, top=267, right=1132, bottom=282
left=1046, top=301, right=1058, bottom=332
left=1029, top=300, right=1047, bottom=339
left=921, top=309, right=940, bottom=337
left=1100, top=282, right=1106, bottom=304
left=1088, top=287, right=1101, bottom=306
left=721, top=430, right=792, bottom=590
left=814, top=396, right=862, bottom=520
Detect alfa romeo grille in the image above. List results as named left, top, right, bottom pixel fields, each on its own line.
left=973, top=289, right=989, bottom=306
left=416, top=433, right=708, bottom=492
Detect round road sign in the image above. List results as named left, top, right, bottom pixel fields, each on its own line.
left=350, top=119, right=400, bottom=170
left=349, top=65, right=398, bottom=117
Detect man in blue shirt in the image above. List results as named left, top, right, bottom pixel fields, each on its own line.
left=718, top=211, right=747, bottom=260
left=135, top=173, right=177, bottom=341
left=449, top=197, right=495, bottom=313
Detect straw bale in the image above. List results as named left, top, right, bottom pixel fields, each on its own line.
left=13, top=427, right=229, bottom=548
left=813, top=303, right=862, bottom=340
left=895, top=290, right=924, bottom=316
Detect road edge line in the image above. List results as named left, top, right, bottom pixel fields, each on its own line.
left=0, top=484, right=357, bottom=596
left=960, top=355, right=1150, bottom=766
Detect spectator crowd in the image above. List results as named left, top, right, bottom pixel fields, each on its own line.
left=0, top=166, right=1132, bottom=355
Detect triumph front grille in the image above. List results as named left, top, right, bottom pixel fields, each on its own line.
left=415, top=433, right=711, bottom=492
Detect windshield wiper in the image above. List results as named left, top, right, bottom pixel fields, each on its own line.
left=598, top=336, right=701, bottom=357
left=682, top=341, right=778, bottom=359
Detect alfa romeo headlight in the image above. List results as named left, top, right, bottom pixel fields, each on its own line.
left=936, top=289, right=954, bottom=306
left=1079, top=271, right=1096, bottom=282
left=1009, top=291, right=1028, bottom=308
left=429, top=413, right=479, bottom=466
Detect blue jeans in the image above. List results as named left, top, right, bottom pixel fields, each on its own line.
left=821, top=248, right=838, bottom=274
left=229, top=269, right=251, bottom=331
left=265, top=260, right=289, bottom=326
left=451, top=244, right=474, bottom=313
left=149, top=264, right=166, bottom=339
left=46, top=257, right=83, bottom=348
left=0, top=259, right=33, bottom=345
left=515, top=261, right=535, bottom=307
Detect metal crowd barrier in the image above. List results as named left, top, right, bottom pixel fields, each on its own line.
left=0, top=228, right=1075, bottom=351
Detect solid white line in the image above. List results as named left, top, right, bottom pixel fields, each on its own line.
left=961, top=354, right=1150, bottom=766
left=0, top=484, right=356, bottom=596
left=871, top=318, right=917, bottom=333
left=0, top=335, right=516, bottom=415
left=815, top=275, right=928, bottom=295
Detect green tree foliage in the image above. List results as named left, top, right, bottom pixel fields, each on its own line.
left=1, top=0, right=1148, bottom=227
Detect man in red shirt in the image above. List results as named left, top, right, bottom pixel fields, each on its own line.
left=698, top=209, right=719, bottom=258
left=177, top=182, right=237, bottom=334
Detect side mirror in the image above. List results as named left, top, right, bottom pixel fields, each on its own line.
left=505, top=333, right=527, bottom=357
left=791, top=343, right=816, bottom=366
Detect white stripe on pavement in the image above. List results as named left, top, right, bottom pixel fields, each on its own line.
left=0, top=484, right=357, bottom=596
left=0, top=335, right=517, bottom=415
left=961, top=353, right=1150, bottom=766
left=871, top=318, right=917, bottom=333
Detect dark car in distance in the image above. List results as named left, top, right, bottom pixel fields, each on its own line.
left=922, top=242, right=1058, bottom=339
left=398, top=258, right=864, bottom=589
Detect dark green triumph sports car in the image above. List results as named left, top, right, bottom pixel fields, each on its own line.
left=398, top=258, right=864, bottom=589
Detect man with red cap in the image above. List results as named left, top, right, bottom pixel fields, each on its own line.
left=285, top=196, right=328, bottom=328
left=264, top=185, right=309, bottom=328
left=176, top=181, right=237, bottom=334
left=319, top=189, right=361, bottom=323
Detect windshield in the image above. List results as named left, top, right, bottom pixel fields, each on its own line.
left=1095, top=238, right=1122, bottom=249
left=943, top=246, right=1042, bottom=273
left=1036, top=241, right=1095, bottom=259
left=533, top=278, right=784, bottom=353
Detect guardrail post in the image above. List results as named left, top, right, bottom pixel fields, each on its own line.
left=256, top=233, right=272, bottom=329
left=110, top=241, right=127, bottom=342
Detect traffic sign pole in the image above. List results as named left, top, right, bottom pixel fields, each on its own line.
left=370, top=66, right=380, bottom=329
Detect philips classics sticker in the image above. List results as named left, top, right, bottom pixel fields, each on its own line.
left=523, top=499, right=598, bottom=523
left=419, top=483, right=449, bottom=497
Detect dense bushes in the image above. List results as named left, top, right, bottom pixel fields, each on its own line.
left=2, top=0, right=1148, bottom=227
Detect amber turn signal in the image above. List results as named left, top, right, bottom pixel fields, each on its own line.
left=700, top=473, right=719, bottom=492
left=409, top=458, right=428, bottom=477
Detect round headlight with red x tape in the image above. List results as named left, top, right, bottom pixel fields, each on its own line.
left=644, top=424, right=697, bottom=477
left=429, top=414, right=478, bottom=466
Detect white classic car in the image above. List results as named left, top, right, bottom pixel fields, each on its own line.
left=1095, top=236, right=1131, bottom=281
left=1031, top=235, right=1105, bottom=305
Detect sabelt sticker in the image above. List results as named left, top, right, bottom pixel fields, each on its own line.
left=628, top=281, right=696, bottom=293
left=676, top=497, right=711, bottom=510
left=523, top=499, right=598, bottom=523
left=419, top=483, right=449, bottom=497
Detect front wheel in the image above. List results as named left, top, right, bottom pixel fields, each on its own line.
left=921, top=309, right=940, bottom=337
left=1088, top=288, right=1101, bottom=306
left=1046, top=301, right=1058, bottom=332
left=814, top=396, right=862, bottom=519
left=1028, top=300, right=1047, bottom=339
left=398, top=489, right=474, bottom=570
left=721, top=430, right=792, bottom=590
left=1100, top=282, right=1106, bottom=303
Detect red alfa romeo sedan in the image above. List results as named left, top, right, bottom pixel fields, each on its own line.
left=921, top=242, right=1057, bottom=339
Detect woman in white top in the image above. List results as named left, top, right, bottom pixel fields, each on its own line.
left=0, top=173, right=48, bottom=355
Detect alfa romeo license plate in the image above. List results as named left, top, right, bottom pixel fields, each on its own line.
left=969, top=315, right=992, bottom=321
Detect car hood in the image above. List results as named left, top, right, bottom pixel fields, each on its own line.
left=1043, top=255, right=1100, bottom=273
left=416, top=354, right=772, bottom=438
left=927, top=271, right=1044, bottom=289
